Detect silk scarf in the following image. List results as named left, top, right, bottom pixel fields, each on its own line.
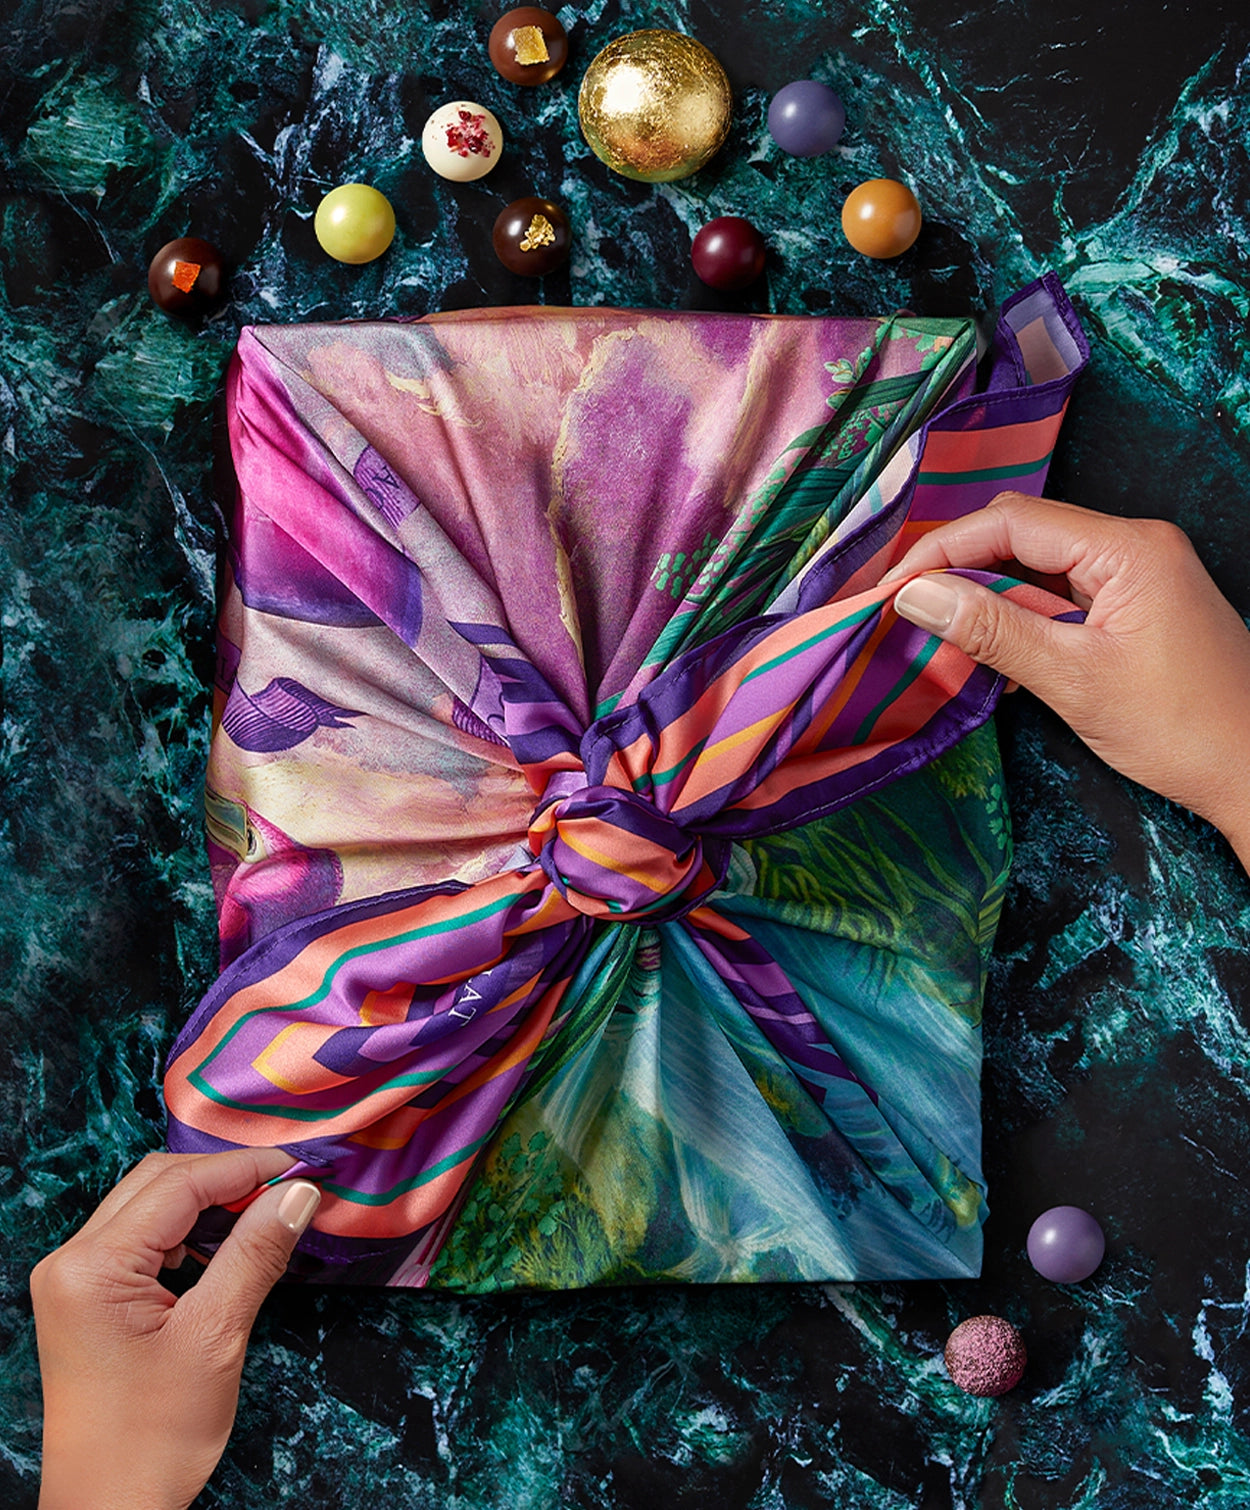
left=165, top=275, right=1088, bottom=1288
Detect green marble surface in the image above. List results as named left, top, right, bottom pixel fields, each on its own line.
left=2, top=0, right=1249, bottom=1504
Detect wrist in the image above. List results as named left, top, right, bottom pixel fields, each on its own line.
left=39, top=1427, right=199, bottom=1510
left=1196, top=779, right=1250, bottom=874
left=1215, top=810, right=1250, bottom=873
left=40, top=1470, right=187, bottom=1510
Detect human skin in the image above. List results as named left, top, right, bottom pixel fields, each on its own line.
left=885, top=491, right=1250, bottom=869
left=32, top=1149, right=319, bottom=1510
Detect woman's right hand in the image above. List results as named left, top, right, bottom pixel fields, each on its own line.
left=883, top=492, right=1250, bottom=866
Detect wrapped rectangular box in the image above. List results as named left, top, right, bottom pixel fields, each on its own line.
left=166, top=277, right=1088, bottom=1288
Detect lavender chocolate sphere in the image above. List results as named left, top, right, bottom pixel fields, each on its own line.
left=691, top=215, right=766, bottom=291
left=1027, top=1205, right=1106, bottom=1283
left=767, top=80, right=845, bottom=157
left=944, top=1316, right=1027, bottom=1397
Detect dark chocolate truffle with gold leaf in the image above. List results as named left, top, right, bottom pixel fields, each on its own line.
left=578, top=29, right=732, bottom=183
left=492, top=196, right=571, bottom=275
left=489, top=8, right=568, bottom=85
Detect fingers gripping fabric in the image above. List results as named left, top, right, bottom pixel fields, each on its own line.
left=165, top=278, right=1088, bottom=1288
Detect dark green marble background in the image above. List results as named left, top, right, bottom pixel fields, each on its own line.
left=2, top=1, right=1249, bottom=1505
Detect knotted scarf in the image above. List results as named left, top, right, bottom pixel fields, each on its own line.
left=166, top=276, right=1088, bottom=1287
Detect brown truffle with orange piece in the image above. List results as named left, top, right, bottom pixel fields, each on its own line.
left=488, top=7, right=568, bottom=85
left=147, top=237, right=225, bottom=314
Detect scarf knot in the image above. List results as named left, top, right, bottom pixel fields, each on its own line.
left=528, top=775, right=729, bottom=924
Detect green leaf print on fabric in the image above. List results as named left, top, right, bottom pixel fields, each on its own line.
left=430, top=723, right=1007, bottom=1290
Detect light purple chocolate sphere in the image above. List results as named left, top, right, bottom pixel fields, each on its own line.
left=944, top=1315, right=1027, bottom=1397
left=767, top=80, right=845, bottom=156
left=1027, top=1205, right=1106, bottom=1283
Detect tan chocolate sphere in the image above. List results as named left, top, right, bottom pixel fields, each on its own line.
left=578, top=30, right=732, bottom=183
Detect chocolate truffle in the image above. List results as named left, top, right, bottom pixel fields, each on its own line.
left=841, top=178, right=922, bottom=259
left=768, top=80, right=845, bottom=157
left=492, top=197, right=571, bottom=275
left=314, top=183, right=396, bottom=264
left=691, top=216, right=766, bottom=291
left=578, top=30, right=732, bottom=183
left=1026, top=1205, right=1106, bottom=1283
left=422, top=101, right=503, bottom=182
left=944, top=1315, right=1027, bottom=1397
left=147, top=236, right=225, bottom=314
left=489, top=7, right=568, bottom=85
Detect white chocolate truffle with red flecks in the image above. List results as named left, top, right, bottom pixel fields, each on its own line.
left=421, top=101, right=503, bottom=181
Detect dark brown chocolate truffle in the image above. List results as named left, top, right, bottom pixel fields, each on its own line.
left=488, top=8, right=568, bottom=85
left=491, top=197, right=571, bottom=275
left=147, top=237, right=225, bottom=314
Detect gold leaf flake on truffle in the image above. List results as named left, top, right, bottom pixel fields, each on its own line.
left=519, top=214, right=556, bottom=251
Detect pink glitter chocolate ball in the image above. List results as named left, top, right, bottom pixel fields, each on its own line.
left=944, top=1315, right=1027, bottom=1397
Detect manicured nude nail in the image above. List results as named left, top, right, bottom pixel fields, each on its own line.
left=277, top=1181, right=321, bottom=1234
left=893, top=577, right=960, bottom=632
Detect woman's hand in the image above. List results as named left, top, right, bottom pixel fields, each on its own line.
left=32, top=1148, right=320, bottom=1510
left=885, top=492, right=1250, bottom=866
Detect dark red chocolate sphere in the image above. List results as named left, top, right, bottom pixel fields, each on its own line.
left=492, top=197, right=571, bottom=276
left=691, top=216, right=766, bottom=291
left=489, top=8, right=568, bottom=85
left=147, top=237, right=225, bottom=314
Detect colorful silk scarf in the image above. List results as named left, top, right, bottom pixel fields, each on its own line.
left=165, top=275, right=1088, bottom=1288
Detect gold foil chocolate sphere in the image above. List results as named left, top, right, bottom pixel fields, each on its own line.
left=578, top=30, right=732, bottom=183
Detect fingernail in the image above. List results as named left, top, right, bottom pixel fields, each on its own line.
left=893, top=577, right=960, bottom=632
left=277, top=1181, right=321, bottom=1235
left=878, top=563, right=907, bottom=585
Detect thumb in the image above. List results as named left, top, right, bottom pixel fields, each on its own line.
left=892, top=572, right=1084, bottom=705
left=182, top=1180, right=321, bottom=1341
